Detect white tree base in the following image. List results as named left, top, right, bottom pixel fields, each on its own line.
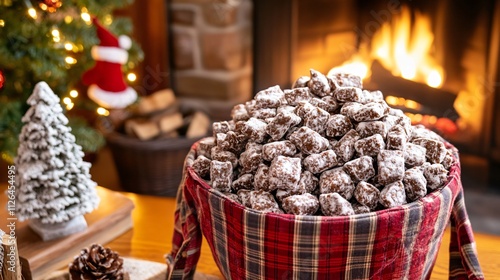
left=29, top=215, right=88, bottom=241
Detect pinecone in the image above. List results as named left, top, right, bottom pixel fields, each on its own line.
left=69, top=244, right=125, bottom=280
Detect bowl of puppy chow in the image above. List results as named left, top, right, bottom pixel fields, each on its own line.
left=167, top=69, right=481, bottom=280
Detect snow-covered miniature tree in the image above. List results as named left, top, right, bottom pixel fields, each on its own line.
left=15, top=82, right=100, bottom=229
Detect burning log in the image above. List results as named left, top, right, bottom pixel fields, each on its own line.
left=367, top=60, right=459, bottom=121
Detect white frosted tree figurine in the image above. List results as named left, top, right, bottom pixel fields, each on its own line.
left=15, top=82, right=100, bottom=241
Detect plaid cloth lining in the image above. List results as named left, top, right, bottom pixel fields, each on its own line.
left=166, top=141, right=484, bottom=280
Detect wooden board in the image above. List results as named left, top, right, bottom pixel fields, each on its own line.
left=0, top=186, right=134, bottom=280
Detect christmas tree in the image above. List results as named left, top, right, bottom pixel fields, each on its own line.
left=0, top=0, right=143, bottom=163
left=15, top=82, right=100, bottom=225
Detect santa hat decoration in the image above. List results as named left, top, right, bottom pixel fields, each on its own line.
left=82, top=18, right=137, bottom=109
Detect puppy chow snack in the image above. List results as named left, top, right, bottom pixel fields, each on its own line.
left=284, top=87, right=312, bottom=106
left=403, top=168, right=427, bottom=201
left=192, top=155, right=211, bottom=178
left=354, top=134, right=385, bottom=157
left=325, top=114, right=352, bottom=138
left=268, top=156, right=301, bottom=191
left=319, top=193, right=355, bottom=216
left=303, top=150, right=338, bottom=174
left=210, top=160, right=233, bottom=192
left=379, top=181, right=406, bottom=208
left=282, top=193, right=319, bottom=215
left=343, top=156, right=375, bottom=182
left=354, top=181, right=380, bottom=210
left=309, top=69, right=332, bottom=97
left=190, top=69, right=454, bottom=216
left=289, top=126, right=329, bottom=155
left=262, top=140, right=296, bottom=161
left=319, top=167, right=355, bottom=200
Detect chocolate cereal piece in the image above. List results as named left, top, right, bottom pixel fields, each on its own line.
left=319, top=193, right=355, bottom=216
left=265, top=111, right=301, bottom=140
left=356, top=121, right=387, bottom=138
left=404, top=143, right=426, bottom=167
left=282, top=193, right=320, bottom=215
left=386, top=125, right=407, bottom=150
left=354, top=134, right=385, bottom=157
left=295, top=102, right=330, bottom=133
left=352, top=202, right=371, bottom=214
left=192, top=155, right=211, bottom=178
left=334, top=129, right=360, bottom=163
left=441, top=149, right=455, bottom=170
left=377, top=150, right=405, bottom=185
left=239, top=145, right=263, bottom=173
left=223, top=192, right=240, bottom=202
left=195, top=137, right=215, bottom=158
left=362, top=90, right=384, bottom=104
left=211, top=146, right=238, bottom=169
left=284, top=87, right=312, bottom=106
left=268, top=156, right=301, bottom=191
left=298, top=170, right=319, bottom=193
left=340, top=102, right=363, bottom=119
left=212, top=121, right=234, bottom=138
left=343, top=156, right=376, bottom=182
left=231, top=104, right=250, bottom=122
left=262, top=140, right=297, bottom=161
left=403, top=168, right=427, bottom=201
left=319, top=167, right=355, bottom=200
left=254, top=164, right=273, bottom=192
left=352, top=102, right=386, bottom=122
left=329, top=72, right=363, bottom=88
left=288, top=126, right=329, bottom=155
left=303, top=150, right=338, bottom=174
left=249, top=190, right=282, bottom=214
left=325, top=114, right=352, bottom=138
left=237, top=189, right=252, bottom=207
left=255, top=85, right=285, bottom=108
left=210, top=160, right=233, bottom=192
left=216, top=131, right=246, bottom=153
left=251, top=108, right=277, bottom=119
left=320, top=96, right=340, bottom=113
left=354, top=181, right=380, bottom=210
left=241, top=117, right=268, bottom=143
left=411, top=124, right=442, bottom=141
left=232, top=174, right=254, bottom=191
left=379, top=181, right=406, bottom=208
left=423, top=163, right=448, bottom=189
left=292, top=76, right=310, bottom=89
left=412, top=138, right=447, bottom=164
left=309, top=69, right=332, bottom=97
left=335, top=87, right=364, bottom=103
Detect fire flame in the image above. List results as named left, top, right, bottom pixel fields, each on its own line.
left=330, top=6, right=444, bottom=88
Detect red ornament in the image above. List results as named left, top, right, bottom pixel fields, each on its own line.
left=38, top=0, right=62, bottom=13
left=0, top=70, right=4, bottom=90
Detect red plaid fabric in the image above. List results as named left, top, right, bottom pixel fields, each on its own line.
left=166, top=141, right=484, bottom=280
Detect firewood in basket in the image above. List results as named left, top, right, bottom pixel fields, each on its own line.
left=126, top=119, right=160, bottom=140
left=186, top=111, right=211, bottom=138
left=137, top=89, right=177, bottom=115
left=159, top=112, right=184, bottom=134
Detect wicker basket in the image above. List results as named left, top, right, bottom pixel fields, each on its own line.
left=167, top=140, right=484, bottom=279
left=105, top=132, right=202, bottom=196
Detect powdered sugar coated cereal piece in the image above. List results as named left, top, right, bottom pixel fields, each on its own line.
left=319, top=167, right=355, bottom=200
left=354, top=134, right=385, bottom=157
left=241, top=117, right=268, bottom=143
left=249, top=190, right=282, bottom=214
left=379, top=181, right=406, bottom=208
left=211, top=146, right=238, bottom=169
left=403, top=167, right=427, bottom=201
left=441, top=149, right=455, bottom=170
left=262, top=140, right=296, bottom=161
left=239, top=146, right=263, bottom=173
left=284, top=87, right=312, bottom=106
left=404, top=143, right=426, bottom=167
left=320, top=96, right=340, bottom=113
left=295, top=101, right=330, bottom=133
left=354, top=181, right=380, bottom=210
left=386, top=125, right=407, bottom=151
left=231, top=104, right=250, bottom=122
left=340, top=102, right=363, bottom=119
left=265, top=111, right=301, bottom=140
left=195, top=137, right=215, bottom=158
left=268, top=156, right=301, bottom=191
left=192, top=155, right=211, bottom=178
left=288, top=126, right=329, bottom=155
left=251, top=108, right=277, bottom=119
left=254, top=164, right=273, bottom=192
left=335, top=87, right=364, bottom=103
left=325, top=114, right=353, bottom=138
left=232, top=173, right=254, bottom=191
left=362, top=90, right=384, bottom=104
left=309, top=69, right=332, bottom=97
left=343, top=156, right=375, bottom=182
left=412, top=138, right=447, bottom=164
left=411, top=124, right=442, bottom=141
left=319, top=193, right=355, bottom=216
left=222, top=192, right=240, bottom=202
left=210, top=160, right=233, bottom=192
left=328, top=72, right=363, bottom=88
left=334, top=129, right=360, bottom=163
left=356, top=121, right=387, bottom=139
left=423, top=163, right=448, bottom=189
left=237, top=189, right=252, bottom=207
left=298, top=170, right=319, bottom=193
left=352, top=102, right=386, bottom=122
left=352, top=202, right=371, bottom=214
left=282, top=193, right=319, bottom=215
left=377, top=150, right=405, bottom=185
left=303, top=150, right=338, bottom=174
left=292, top=76, right=310, bottom=89
left=212, top=121, right=234, bottom=138
left=255, top=85, right=286, bottom=108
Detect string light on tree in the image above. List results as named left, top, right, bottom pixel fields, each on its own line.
left=38, top=0, right=62, bottom=13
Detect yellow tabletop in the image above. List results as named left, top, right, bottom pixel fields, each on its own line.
left=106, top=191, right=500, bottom=279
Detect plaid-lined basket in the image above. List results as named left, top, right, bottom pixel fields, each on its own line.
left=166, top=140, right=484, bottom=280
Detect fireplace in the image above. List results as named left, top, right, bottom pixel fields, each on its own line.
left=167, top=0, right=500, bottom=185
left=252, top=0, right=500, bottom=184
